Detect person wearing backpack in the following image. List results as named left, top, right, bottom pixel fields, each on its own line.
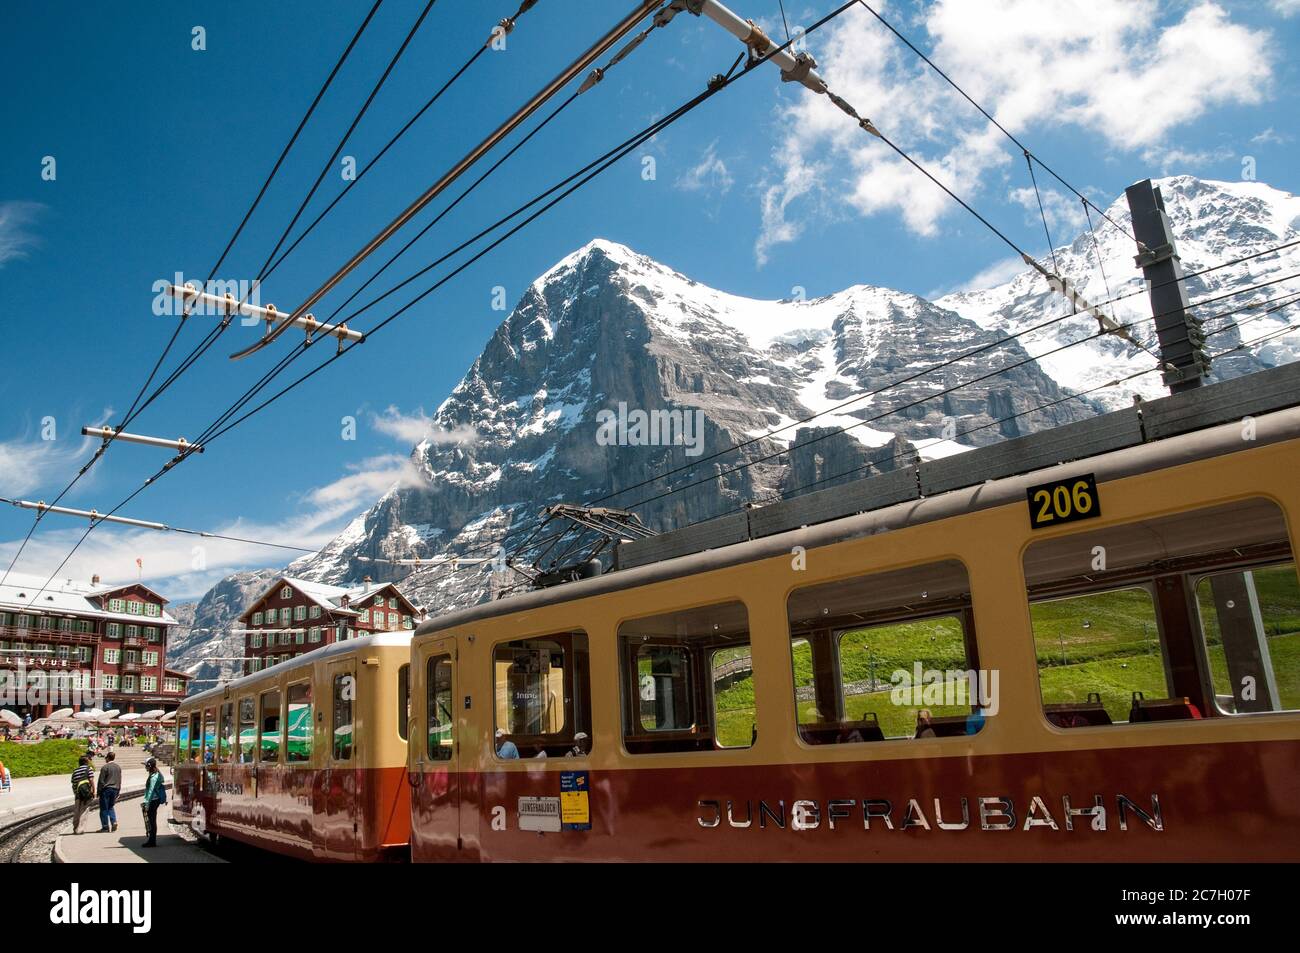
left=70, top=755, right=95, bottom=834
left=141, top=757, right=167, bottom=848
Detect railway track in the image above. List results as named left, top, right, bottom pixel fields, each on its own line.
left=0, top=791, right=148, bottom=864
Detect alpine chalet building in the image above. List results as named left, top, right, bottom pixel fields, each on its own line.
left=0, top=572, right=191, bottom=719
left=238, top=576, right=423, bottom=675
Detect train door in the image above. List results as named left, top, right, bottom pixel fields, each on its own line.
left=410, top=638, right=460, bottom=861
left=319, top=658, right=357, bottom=860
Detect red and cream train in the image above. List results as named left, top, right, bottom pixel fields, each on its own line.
left=174, top=398, right=1300, bottom=862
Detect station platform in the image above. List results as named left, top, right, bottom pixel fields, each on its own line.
left=53, top=801, right=224, bottom=864
left=0, top=747, right=155, bottom=819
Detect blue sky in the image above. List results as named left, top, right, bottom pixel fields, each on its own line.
left=1, top=0, right=1297, bottom=600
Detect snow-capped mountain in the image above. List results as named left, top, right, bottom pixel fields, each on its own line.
left=938, top=176, right=1300, bottom=407
left=169, top=175, right=1300, bottom=676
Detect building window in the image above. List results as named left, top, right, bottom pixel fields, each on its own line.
left=309, top=627, right=321, bottom=643
left=294, top=630, right=305, bottom=645
left=127, top=601, right=142, bottom=616
left=358, top=608, right=370, bottom=625
left=141, top=676, right=157, bottom=692
left=620, top=603, right=754, bottom=753
left=285, top=682, right=312, bottom=763
left=388, top=597, right=397, bottom=610
left=493, top=632, right=592, bottom=759
left=106, top=623, right=121, bottom=639
left=126, top=625, right=138, bottom=639
left=143, top=651, right=159, bottom=666
left=164, top=677, right=182, bottom=693
left=388, top=612, right=398, bottom=630
left=1025, top=496, right=1298, bottom=727
left=280, top=607, right=292, bottom=625
left=253, top=611, right=263, bottom=625
left=80, top=647, right=92, bottom=663
left=147, top=627, right=160, bottom=642
left=259, top=689, right=282, bottom=762
left=104, top=649, right=120, bottom=664
left=294, top=605, right=306, bottom=621
left=122, top=676, right=137, bottom=692
left=426, top=655, right=453, bottom=761
left=310, top=605, right=321, bottom=619
left=108, top=598, right=125, bottom=613
left=250, top=632, right=263, bottom=648
left=281, top=586, right=293, bottom=600
left=58, top=617, right=72, bottom=631
left=102, top=674, right=119, bottom=690
left=57, top=645, right=70, bottom=660
left=145, top=603, right=160, bottom=617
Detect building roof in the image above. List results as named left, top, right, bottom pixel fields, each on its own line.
left=241, top=575, right=417, bottom=622
left=0, top=572, right=179, bottom=625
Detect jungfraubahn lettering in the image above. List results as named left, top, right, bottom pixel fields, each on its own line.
left=696, top=794, right=1163, bottom=832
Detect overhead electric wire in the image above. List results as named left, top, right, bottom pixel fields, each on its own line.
left=851, top=0, right=1140, bottom=248
left=0, top=1, right=385, bottom=593
left=0, top=499, right=318, bottom=555
left=10, top=0, right=866, bottom=607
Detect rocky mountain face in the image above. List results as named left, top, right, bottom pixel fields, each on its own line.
left=166, top=569, right=280, bottom=685
left=168, top=175, right=1300, bottom=679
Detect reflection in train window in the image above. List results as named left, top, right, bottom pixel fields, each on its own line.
left=397, top=664, right=410, bottom=742
left=187, top=713, right=201, bottom=762
left=492, top=633, right=591, bottom=759
left=787, top=561, right=983, bottom=745
left=285, top=681, right=312, bottom=763
left=1023, top=497, right=1296, bottom=728
left=619, top=602, right=753, bottom=754
left=259, top=689, right=282, bottom=762
left=202, top=708, right=215, bottom=764
left=237, top=697, right=256, bottom=763
left=426, top=655, right=453, bottom=762
left=332, top=674, right=353, bottom=761
left=218, top=703, right=234, bottom=764
left=1195, top=561, right=1300, bottom=715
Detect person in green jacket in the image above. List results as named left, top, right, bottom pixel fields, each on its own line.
left=141, top=757, right=166, bottom=848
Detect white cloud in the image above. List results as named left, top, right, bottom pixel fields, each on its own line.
left=930, top=255, right=1028, bottom=298
left=0, top=416, right=110, bottom=497
left=303, top=453, right=425, bottom=515
left=1250, top=127, right=1289, bottom=146
left=675, top=141, right=734, bottom=195
left=0, top=201, right=43, bottom=268
left=371, top=406, right=476, bottom=446
left=757, top=1, right=1274, bottom=262
left=1271, top=0, right=1299, bottom=16
left=1139, top=144, right=1234, bottom=173
left=1009, top=185, right=1088, bottom=238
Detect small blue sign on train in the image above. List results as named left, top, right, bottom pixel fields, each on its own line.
left=560, top=771, right=591, bottom=830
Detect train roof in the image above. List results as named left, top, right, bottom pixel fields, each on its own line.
left=180, top=631, right=412, bottom=708
left=415, top=360, right=1300, bottom=639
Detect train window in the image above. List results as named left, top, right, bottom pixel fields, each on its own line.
left=218, top=703, right=235, bottom=763
left=285, top=682, right=312, bottom=763
left=259, top=689, right=282, bottom=762
left=619, top=602, right=752, bottom=754
left=397, top=664, right=410, bottom=742
left=202, top=708, right=215, bottom=763
left=493, top=632, right=592, bottom=759
left=1030, top=588, right=1165, bottom=725
left=1023, top=496, right=1295, bottom=728
left=237, top=697, right=256, bottom=763
left=332, top=674, right=353, bottom=761
left=187, top=713, right=200, bottom=762
left=177, top=713, right=190, bottom=759
left=427, top=655, right=453, bottom=762
left=788, top=561, right=983, bottom=745
left=1194, top=561, right=1300, bottom=715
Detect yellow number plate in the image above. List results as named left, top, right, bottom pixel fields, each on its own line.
left=1026, top=474, right=1100, bottom=529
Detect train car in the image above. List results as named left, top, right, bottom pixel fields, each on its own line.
left=407, top=399, right=1300, bottom=862
left=173, top=633, right=412, bottom=861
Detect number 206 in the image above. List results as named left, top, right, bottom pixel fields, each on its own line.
left=1033, top=480, right=1094, bottom=524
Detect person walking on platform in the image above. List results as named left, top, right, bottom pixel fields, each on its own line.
left=141, top=757, right=166, bottom=847
left=96, top=751, right=122, bottom=832
left=70, top=755, right=95, bottom=834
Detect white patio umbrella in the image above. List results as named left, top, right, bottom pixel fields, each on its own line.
left=50, top=707, right=74, bottom=719
left=118, top=713, right=141, bottom=722
left=73, top=711, right=98, bottom=721
left=161, top=712, right=177, bottom=723
left=0, top=709, right=21, bottom=727
left=141, top=709, right=165, bottom=719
